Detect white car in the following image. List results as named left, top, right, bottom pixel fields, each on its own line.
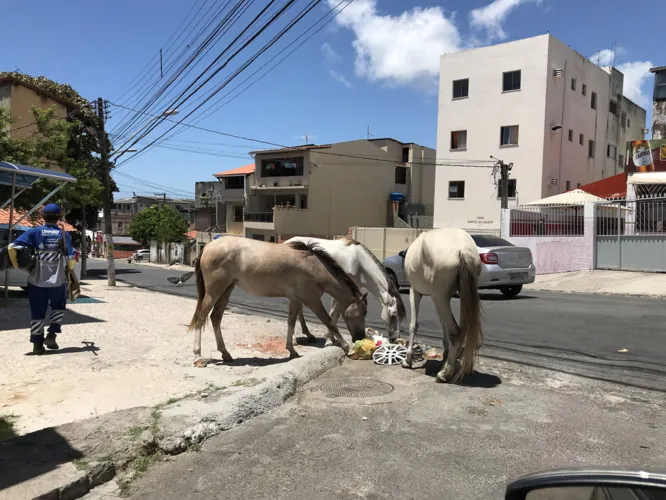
left=0, top=224, right=82, bottom=290
left=129, top=249, right=151, bottom=262
left=381, top=234, right=536, bottom=298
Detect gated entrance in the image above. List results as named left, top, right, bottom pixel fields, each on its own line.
left=595, top=196, right=666, bottom=272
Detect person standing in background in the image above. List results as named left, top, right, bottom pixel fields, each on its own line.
left=7, top=204, right=76, bottom=354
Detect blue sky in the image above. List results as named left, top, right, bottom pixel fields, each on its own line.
left=2, top=0, right=663, bottom=200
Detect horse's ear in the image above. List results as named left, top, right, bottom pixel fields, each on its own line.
left=361, top=292, right=368, bottom=305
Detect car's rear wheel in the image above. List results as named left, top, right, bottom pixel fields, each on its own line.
left=386, top=269, right=399, bottom=291
left=500, top=285, right=522, bottom=298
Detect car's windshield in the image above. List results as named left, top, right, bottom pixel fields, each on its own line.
left=471, top=235, right=514, bottom=247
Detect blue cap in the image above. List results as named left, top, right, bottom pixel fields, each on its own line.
left=43, top=203, right=62, bottom=215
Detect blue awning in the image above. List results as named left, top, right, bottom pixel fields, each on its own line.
left=0, top=161, right=77, bottom=188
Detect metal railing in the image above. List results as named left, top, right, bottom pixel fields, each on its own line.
left=509, top=204, right=585, bottom=237
left=244, top=211, right=274, bottom=223
left=596, top=196, right=666, bottom=236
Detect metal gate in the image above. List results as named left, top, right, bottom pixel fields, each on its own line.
left=595, top=197, right=666, bottom=272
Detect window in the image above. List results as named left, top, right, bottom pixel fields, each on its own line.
left=655, top=71, right=666, bottom=101
left=609, top=100, right=618, bottom=116
left=401, top=147, right=410, bottom=163
left=261, top=157, right=304, bottom=177
left=502, top=70, right=521, bottom=92
left=618, top=154, right=624, bottom=167
left=450, top=130, right=467, bottom=150
left=233, top=206, right=243, bottom=222
left=571, top=78, right=577, bottom=91
left=577, top=183, right=582, bottom=188
left=591, top=92, right=597, bottom=110
left=627, top=118, right=631, bottom=128
left=269, top=236, right=276, bottom=243
left=588, top=139, right=595, bottom=158
left=496, top=179, right=517, bottom=199
left=448, top=181, right=465, bottom=199
left=582, top=84, right=587, bottom=96
left=607, top=144, right=617, bottom=159
left=300, top=195, right=308, bottom=209
left=117, top=222, right=122, bottom=229
left=565, top=181, right=571, bottom=191
left=579, top=133, right=584, bottom=145
left=395, top=166, right=408, bottom=184
left=500, top=125, right=519, bottom=146
left=621, top=112, right=627, bottom=129
left=251, top=234, right=265, bottom=241
left=568, top=129, right=573, bottom=142
left=225, top=176, right=244, bottom=189
left=452, top=78, right=469, bottom=99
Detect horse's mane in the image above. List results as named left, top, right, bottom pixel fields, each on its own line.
left=342, top=238, right=407, bottom=321
left=286, top=241, right=363, bottom=300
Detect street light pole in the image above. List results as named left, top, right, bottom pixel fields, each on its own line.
left=97, top=97, right=116, bottom=286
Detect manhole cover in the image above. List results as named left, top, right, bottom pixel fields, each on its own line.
left=320, top=379, right=394, bottom=398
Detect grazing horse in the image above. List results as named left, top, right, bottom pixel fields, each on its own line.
left=402, top=228, right=483, bottom=383
left=283, top=236, right=406, bottom=342
left=188, top=237, right=368, bottom=367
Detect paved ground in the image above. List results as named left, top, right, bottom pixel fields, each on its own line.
left=119, top=358, right=666, bottom=500
left=87, top=260, right=666, bottom=391
left=528, top=269, right=666, bottom=296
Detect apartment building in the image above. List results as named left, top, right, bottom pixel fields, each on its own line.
left=433, top=34, right=647, bottom=231
left=651, top=66, right=666, bottom=140
left=0, top=74, right=74, bottom=140
left=195, top=139, right=436, bottom=241
left=110, top=195, right=195, bottom=236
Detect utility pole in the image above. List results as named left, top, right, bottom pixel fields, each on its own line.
left=97, top=97, right=116, bottom=286
left=499, top=160, right=513, bottom=209
left=80, top=202, right=87, bottom=278
left=155, top=192, right=166, bottom=263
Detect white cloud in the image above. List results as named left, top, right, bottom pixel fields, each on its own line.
left=469, top=0, right=541, bottom=42
left=589, top=49, right=616, bottom=67
left=329, top=70, right=353, bottom=88
left=320, top=42, right=341, bottom=64
left=327, top=0, right=461, bottom=89
left=616, top=61, right=654, bottom=107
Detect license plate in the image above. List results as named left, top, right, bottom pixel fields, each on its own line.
left=509, top=272, right=528, bottom=281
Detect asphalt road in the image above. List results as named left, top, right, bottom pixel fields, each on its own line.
left=123, top=359, right=666, bottom=500
left=86, top=260, right=666, bottom=391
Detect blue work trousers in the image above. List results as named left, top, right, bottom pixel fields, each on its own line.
left=27, top=284, right=67, bottom=343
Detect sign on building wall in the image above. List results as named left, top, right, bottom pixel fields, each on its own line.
left=626, top=139, right=666, bottom=173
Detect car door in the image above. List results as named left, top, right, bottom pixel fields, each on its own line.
left=396, top=250, right=408, bottom=286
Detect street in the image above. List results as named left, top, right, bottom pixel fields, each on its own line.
left=87, top=260, right=666, bottom=391
left=122, top=358, right=666, bottom=500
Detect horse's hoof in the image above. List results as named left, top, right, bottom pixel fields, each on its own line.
left=289, top=351, right=301, bottom=359
left=324, top=340, right=334, bottom=347
left=221, top=353, right=234, bottom=362
left=401, top=359, right=413, bottom=369
left=306, top=335, right=317, bottom=343
left=193, top=357, right=208, bottom=368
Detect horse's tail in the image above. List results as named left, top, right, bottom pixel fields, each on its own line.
left=455, top=247, right=483, bottom=381
left=188, top=249, right=207, bottom=332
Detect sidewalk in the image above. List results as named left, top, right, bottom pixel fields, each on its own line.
left=526, top=269, right=666, bottom=297
left=0, top=279, right=345, bottom=499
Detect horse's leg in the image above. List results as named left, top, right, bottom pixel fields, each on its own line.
left=210, top=283, right=236, bottom=362
left=304, top=298, right=350, bottom=353
left=432, top=295, right=461, bottom=383
left=402, top=288, right=422, bottom=369
left=193, top=292, right=220, bottom=367
left=286, top=299, right=301, bottom=359
left=298, top=309, right=317, bottom=343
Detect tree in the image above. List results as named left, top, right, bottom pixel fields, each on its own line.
left=128, top=205, right=189, bottom=245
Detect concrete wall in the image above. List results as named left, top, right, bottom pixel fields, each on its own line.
left=4, top=82, right=70, bottom=139
left=500, top=205, right=595, bottom=274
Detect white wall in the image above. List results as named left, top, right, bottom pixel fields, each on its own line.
left=434, top=34, right=550, bottom=230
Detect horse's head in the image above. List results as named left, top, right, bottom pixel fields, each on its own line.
left=380, top=296, right=402, bottom=342
left=343, top=292, right=369, bottom=342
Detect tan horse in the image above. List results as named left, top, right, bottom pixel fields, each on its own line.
left=188, top=237, right=368, bottom=367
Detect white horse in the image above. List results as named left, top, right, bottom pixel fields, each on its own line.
left=402, top=228, right=484, bottom=383
left=283, top=236, right=406, bottom=343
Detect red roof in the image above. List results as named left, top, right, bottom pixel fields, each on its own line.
left=576, top=173, right=627, bottom=199
left=214, top=163, right=255, bottom=178
left=0, top=208, right=76, bottom=231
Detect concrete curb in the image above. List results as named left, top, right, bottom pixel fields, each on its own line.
left=524, top=285, right=666, bottom=298
left=156, top=347, right=347, bottom=454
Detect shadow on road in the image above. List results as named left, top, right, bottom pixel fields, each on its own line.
left=398, top=289, right=538, bottom=301
left=22, top=341, right=100, bottom=357
left=422, top=359, right=502, bottom=388
left=208, top=356, right=293, bottom=367
left=85, top=268, right=142, bottom=279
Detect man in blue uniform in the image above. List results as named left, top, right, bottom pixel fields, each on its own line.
left=7, top=204, right=76, bottom=354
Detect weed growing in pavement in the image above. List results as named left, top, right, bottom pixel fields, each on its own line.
left=231, top=377, right=264, bottom=387
left=0, top=414, right=17, bottom=442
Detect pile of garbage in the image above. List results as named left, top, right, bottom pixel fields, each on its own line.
left=349, top=329, right=444, bottom=365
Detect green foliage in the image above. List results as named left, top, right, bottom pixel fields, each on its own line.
left=128, top=204, right=189, bottom=245
left=0, top=72, right=113, bottom=230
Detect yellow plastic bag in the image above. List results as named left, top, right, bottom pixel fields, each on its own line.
left=352, top=339, right=378, bottom=360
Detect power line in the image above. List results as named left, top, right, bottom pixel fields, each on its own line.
left=113, top=170, right=195, bottom=197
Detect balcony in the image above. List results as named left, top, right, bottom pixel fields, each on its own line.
left=243, top=211, right=274, bottom=230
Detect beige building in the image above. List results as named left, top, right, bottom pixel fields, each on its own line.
left=195, top=139, right=436, bottom=241
left=0, top=75, right=74, bottom=140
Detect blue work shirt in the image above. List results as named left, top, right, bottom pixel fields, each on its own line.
left=9, top=224, right=75, bottom=288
